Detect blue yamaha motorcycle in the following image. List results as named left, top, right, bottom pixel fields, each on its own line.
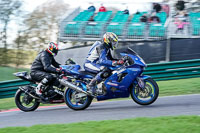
left=59, top=47, right=159, bottom=110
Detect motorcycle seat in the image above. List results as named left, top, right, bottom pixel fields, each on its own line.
left=14, top=71, right=35, bottom=83
left=25, top=74, right=33, bottom=81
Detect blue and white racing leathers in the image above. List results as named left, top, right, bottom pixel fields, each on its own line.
left=84, top=41, right=113, bottom=73
left=84, top=41, right=113, bottom=82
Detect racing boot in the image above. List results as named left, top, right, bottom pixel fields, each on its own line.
left=86, top=73, right=102, bottom=95
left=35, top=78, right=49, bottom=101
left=86, top=78, right=97, bottom=96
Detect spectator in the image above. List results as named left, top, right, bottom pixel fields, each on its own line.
left=88, top=15, right=95, bottom=22
left=123, top=6, right=129, bottom=15
left=99, top=4, right=106, bottom=12
left=174, top=18, right=189, bottom=34
left=153, top=3, right=162, bottom=13
left=149, top=12, right=160, bottom=23
left=174, top=10, right=188, bottom=22
left=136, top=10, right=140, bottom=14
left=176, top=0, right=185, bottom=11
left=87, top=15, right=98, bottom=27
left=162, top=4, right=169, bottom=16
left=149, top=16, right=160, bottom=23
left=176, top=10, right=188, bottom=17
left=140, top=14, right=148, bottom=22
left=88, top=3, right=96, bottom=12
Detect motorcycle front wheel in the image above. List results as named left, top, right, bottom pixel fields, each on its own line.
left=64, top=88, right=93, bottom=110
left=130, top=78, right=159, bottom=105
left=15, top=89, right=40, bottom=112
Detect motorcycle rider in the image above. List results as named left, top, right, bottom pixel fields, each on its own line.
left=30, top=42, right=65, bottom=99
left=84, top=32, right=124, bottom=95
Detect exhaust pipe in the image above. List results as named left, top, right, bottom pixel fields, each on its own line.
left=19, top=87, right=40, bottom=100
left=59, top=79, right=88, bottom=95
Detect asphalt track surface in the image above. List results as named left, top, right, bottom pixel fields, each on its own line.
left=0, top=94, right=200, bottom=128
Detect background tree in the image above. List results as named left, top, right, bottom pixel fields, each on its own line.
left=13, top=8, right=35, bottom=70
left=13, top=30, right=30, bottom=70
left=23, top=0, right=69, bottom=52
left=0, top=0, right=22, bottom=66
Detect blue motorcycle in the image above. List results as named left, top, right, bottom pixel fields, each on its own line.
left=60, top=48, right=159, bottom=110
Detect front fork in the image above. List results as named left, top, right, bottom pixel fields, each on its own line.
left=136, top=75, right=151, bottom=91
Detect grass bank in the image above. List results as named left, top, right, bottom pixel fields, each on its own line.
left=0, top=77, right=199, bottom=111
left=0, top=116, right=199, bottom=133
left=157, top=77, right=200, bottom=96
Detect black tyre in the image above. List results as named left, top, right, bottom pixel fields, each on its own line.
left=64, top=88, right=93, bottom=110
left=15, top=89, right=40, bottom=112
left=130, top=78, right=159, bottom=105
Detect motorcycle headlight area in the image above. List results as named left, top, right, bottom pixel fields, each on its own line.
left=138, top=56, right=146, bottom=65
left=140, top=58, right=146, bottom=65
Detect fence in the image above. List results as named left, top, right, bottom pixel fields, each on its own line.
left=0, top=59, right=200, bottom=99
left=144, top=59, right=200, bottom=81
left=0, top=80, right=30, bottom=99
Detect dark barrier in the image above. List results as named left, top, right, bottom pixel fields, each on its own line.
left=170, top=38, right=200, bottom=61
left=120, top=38, right=200, bottom=63
left=120, top=40, right=167, bottom=63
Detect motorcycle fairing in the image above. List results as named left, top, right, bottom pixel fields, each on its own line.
left=96, top=65, right=143, bottom=101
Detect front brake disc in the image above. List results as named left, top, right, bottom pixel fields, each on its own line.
left=138, top=84, right=152, bottom=98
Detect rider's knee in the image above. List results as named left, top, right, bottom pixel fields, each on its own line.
left=44, top=74, right=54, bottom=83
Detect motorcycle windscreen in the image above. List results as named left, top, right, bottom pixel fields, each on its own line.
left=110, top=47, right=138, bottom=59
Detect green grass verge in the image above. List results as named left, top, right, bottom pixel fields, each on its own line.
left=158, top=77, right=200, bottom=96
left=0, top=66, right=29, bottom=81
left=0, top=97, right=17, bottom=110
left=0, top=116, right=199, bottom=133
left=0, top=78, right=199, bottom=111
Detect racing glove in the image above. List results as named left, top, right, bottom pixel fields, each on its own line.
left=112, top=60, right=124, bottom=66
left=56, top=68, right=66, bottom=74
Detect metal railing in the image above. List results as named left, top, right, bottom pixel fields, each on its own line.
left=0, top=79, right=30, bottom=99
left=1, top=59, right=200, bottom=99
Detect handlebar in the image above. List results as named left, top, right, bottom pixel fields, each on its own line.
left=123, top=60, right=130, bottom=67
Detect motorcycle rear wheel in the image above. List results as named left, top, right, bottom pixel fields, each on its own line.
left=15, top=89, right=40, bottom=112
left=130, top=78, right=159, bottom=105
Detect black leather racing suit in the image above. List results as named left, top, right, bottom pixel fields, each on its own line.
left=30, top=50, right=60, bottom=87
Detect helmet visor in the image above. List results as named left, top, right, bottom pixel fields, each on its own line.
left=112, top=41, right=118, bottom=49
left=53, top=49, right=58, bottom=55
